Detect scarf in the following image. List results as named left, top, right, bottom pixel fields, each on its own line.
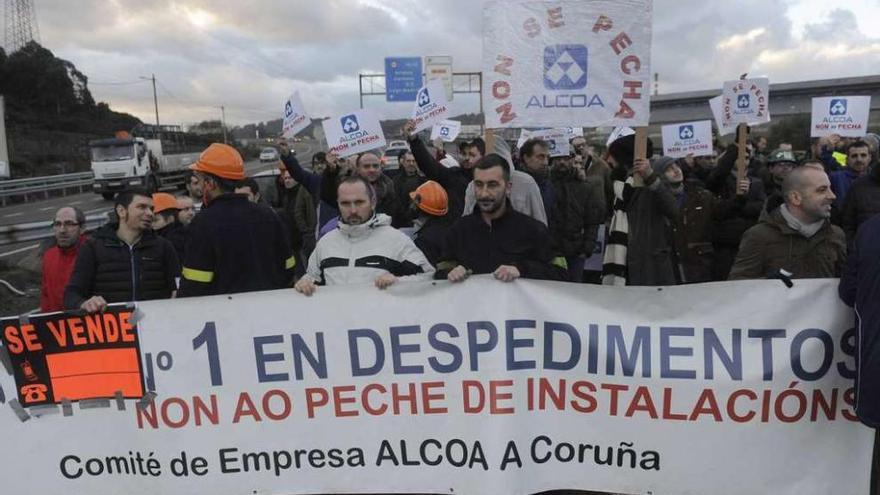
left=602, top=176, right=634, bottom=286
left=779, top=205, right=824, bottom=238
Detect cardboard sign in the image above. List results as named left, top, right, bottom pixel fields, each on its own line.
left=430, top=120, right=462, bottom=142
left=811, top=96, right=871, bottom=137
left=661, top=120, right=713, bottom=158
left=411, top=79, right=451, bottom=133
left=483, top=0, right=653, bottom=128
left=281, top=91, right=310, bottom=138
left=518, top=129, right=571, bottom=157
left=721, top=78, right=771, bottom=125
left=323, top=109, right=387, bottom=157
left=0, top=306, right=145, bottom=407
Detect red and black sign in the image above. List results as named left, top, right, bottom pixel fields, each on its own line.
left=0, top=305, right=145, bottom=407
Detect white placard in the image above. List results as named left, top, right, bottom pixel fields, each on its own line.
left=709, top=96, right=762, bottom=137
left=661, top=120, right=714, bottom=158
left=412, top=79, right=451, bottom=133
left=430, top=120, right=462, bottom=142
left=323, top=109, right=387, bottom=157
left=483, top=1, right=653, bottom=128
left=0, top=279, right=871, bottom=495
left=811, top=96, right=871, bottom=137
left=721, top=78, right=771, bottom=125
left=281, top=92, right=310, bottom=138
left=518, top=129, right=571, bottom=157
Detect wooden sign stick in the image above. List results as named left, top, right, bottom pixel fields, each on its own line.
left=735, top=123, right=748, bottom=195
left=633, top=127, right=648, bottom=187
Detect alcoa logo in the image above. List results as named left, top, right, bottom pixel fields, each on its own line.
left=543, top=45, right=588, bottom=90
left=341, top=114, right=360, bottom=134
left=284, top=101, right=294, bottom=119
left=418, top=87, right=431, bottom=108
left=830, top=99, right=847, bottom=116
left=679, top=125, right=694, bottom=140
left=440, top=127, right=450, bottom=137
left=737, top=95, right=750, bottom=109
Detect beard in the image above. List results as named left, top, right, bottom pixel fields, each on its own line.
left=477, top=196, right=504, bottom=214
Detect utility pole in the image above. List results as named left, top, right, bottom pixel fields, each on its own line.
left=139, top=74, right=159, bottom=126
left=151, top=74, right=159, bottom=126
left=219, top=105, right=227, bottom=144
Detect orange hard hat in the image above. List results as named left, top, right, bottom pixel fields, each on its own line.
left=189, top=143, right=245, bottom=180
left=152, top=192, right=178, bottom=214
left=409, top=180, right=448, bottom=216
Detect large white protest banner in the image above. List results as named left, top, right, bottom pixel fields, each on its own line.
left=661, top=120, right=713, bottom=158
left=811, top=96, right=871, bottom=137
left=430, top=120, right=462, bottom=142
left=323, top=109, right=386, bottom=157
left=411, top=79, right=451, bottom=133
left=281, top=92, right=310, bottom=138
left=721, top=77, right=771, bottom=125
left=483, top=1, right=652, bottom=128
left=0, top=278, right=871, bottom=495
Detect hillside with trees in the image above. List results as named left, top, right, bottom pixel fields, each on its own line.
left=0, top=42, right=142, bottom=177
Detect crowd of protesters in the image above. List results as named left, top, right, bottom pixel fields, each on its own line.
left=37, top=127, right=880, bottom=313
left=26, top=122, right=880, bottom=485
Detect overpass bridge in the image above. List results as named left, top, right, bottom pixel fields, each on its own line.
left=648, top=75, right=880, bottom=134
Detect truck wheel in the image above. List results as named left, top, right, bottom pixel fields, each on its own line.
left=101, top=193, right=115, bottom=200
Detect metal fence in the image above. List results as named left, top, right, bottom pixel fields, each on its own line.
left=0, top=172, right=94, bottom=206
left=0, top=213, right=107, bottom=246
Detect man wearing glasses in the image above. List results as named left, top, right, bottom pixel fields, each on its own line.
left=40, top=207, right=87, bottom=312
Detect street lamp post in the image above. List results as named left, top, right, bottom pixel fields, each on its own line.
left=139, top=74, right=160, bottom=126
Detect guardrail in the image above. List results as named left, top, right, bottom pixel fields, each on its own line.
left=0, top=213, right=107, bottom=247
left=0, top=172, right=95, bottom=206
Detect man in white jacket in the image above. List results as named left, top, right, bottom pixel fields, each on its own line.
left=294, top=175, right=435, bottom=296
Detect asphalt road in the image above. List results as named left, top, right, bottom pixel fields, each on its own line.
left=0, top=142, right=315, bottom=264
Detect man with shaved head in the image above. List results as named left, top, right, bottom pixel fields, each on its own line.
left=729, top=162, right=846, bottom=280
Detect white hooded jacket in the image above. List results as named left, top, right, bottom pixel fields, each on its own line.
left=304, top=213, right=435, bottom=286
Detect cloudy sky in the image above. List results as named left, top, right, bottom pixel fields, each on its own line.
left=19, top=0, right=880, bottom=127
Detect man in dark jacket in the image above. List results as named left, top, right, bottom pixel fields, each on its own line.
left=705, top=145, right=767, bottom=280
left=655, top=157, right=717, bottom=284
left=729, top=164, right=845, bottom=280
left=437, top=154, right=565, bottom=283
left=841, top=150, right=880, bottom=242
left=839, top=212, right=880, bottom=495
left=549, top=155, right=605, bottom=282
left=179, top=143, right=295, bottom=297
left=840, top=212, right=880, bottom=426
left=603, top=134, right=679, bottom=286
left=64, top=191, right=179, bottom=312
left=410, top=180, right=453, bottom=267
left=151, top=192, right=187, bottom=264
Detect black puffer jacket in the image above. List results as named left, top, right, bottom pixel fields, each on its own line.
left=549, top=166, right=606, bottom=258
left=706, top=145, right=767, bottom=247
left=64, top=224, right=179, bottom=309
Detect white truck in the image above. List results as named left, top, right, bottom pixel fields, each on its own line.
left=89, top=126, right=202, bottom=199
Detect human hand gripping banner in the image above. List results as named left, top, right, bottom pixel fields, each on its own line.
left=482, top=0, right=652, bottom=128
left=0, top=278, right=872, bottom=495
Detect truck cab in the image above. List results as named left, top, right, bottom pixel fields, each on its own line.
left=90, top=137, right=155, bottom=199
left=90, top=126, right=201, bottom=200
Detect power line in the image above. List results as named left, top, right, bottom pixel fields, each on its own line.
left=89, top=80, right=149, bottom=86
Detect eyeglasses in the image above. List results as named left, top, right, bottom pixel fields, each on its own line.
left=52, top=221, right=81, bottom=229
